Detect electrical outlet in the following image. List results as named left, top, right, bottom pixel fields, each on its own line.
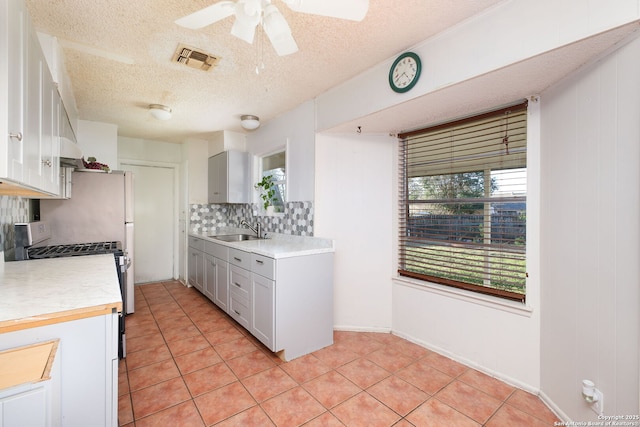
left=590, top=389, right=604, bottom=416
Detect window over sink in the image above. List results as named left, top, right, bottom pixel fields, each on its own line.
left=260, top=150, right=286, bottom=213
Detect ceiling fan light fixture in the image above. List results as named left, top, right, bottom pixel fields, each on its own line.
left=263, top=5, right=298, bottom=56
left=241, top=114, right=260, bottom=130
left=149, top=104, right=172, bottom=121
left=231, top=0, right=261, bottom=43
left=231, top=19, right=258, bottom=44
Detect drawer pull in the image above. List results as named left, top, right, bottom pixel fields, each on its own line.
left=234, top=309, right=240, bottom=315
left=234, top=257, right=242, bottom=262
left=233, top=282, right=241, bottom=287
left=255, top=260, right=264, bottom=265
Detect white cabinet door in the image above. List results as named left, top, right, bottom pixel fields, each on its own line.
left=213, top=258, right=229, bottom=312
left=203, top=254, right=216, bottom=301
left=2, top=0, right=28, bottom=183
left=251, top=273, right=275, bottom=350
left=24, top=26, right=43, bottom=189
left=208, top=151, right=249, bottom=204
left=40, top=67, right=59, bottom=194
left=188, top=249, right=204, bottom=292
left=207, top=153, right=225, bottom=203
left=1, top=386, right=48, bottom=427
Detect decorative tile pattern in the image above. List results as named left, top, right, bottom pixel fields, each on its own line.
left=120, top=281, right=562, bottom=426
left=190, top=201, right=314, bottom=236
left=0, top=196, right=29, bottom=257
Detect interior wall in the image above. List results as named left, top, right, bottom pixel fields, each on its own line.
left=77, top=120, right=118, bottom=168
left=246, top=100, right=315, bottom=202
left=314, top=133, right=395, bottom=330
left=316, top=0, right=640, bottom=132
left=539, top=35, right=640, bottom=420
left=391, top=101, right=542, bottom=391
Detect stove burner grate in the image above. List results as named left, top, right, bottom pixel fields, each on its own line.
left=27, top=241, right=122, bottom=259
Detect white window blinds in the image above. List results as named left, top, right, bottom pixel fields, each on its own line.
left=398, top=101, right=528, bottom=302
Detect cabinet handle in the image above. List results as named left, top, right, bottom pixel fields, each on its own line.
left=9, top=132, right=23, bottom=142
left=233, top=282, right=241, bottom=287
left=255, top=260, right=264, bottom=265
left=234, top=309, right=240, bottom=315
left=234, top=257, right=242, bottom=262
left=42, top=159, right=52, bottom=167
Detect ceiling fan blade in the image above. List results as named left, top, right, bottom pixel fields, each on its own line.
left=282, top=0, right=369, bottom=22
left=263, top=5, right=298, bottom=56
left=175, top=1, right=236, bottom=29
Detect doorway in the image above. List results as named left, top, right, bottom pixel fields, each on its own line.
left=119, top=161, right=179, bottom=283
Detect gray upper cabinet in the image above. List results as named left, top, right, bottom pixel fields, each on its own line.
left=208, top=150, right=250, bottom=204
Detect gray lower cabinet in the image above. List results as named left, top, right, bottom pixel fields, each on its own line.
left=188, top=236, right=334, bottom=361
left=229, top=249, right=252, bottom=330
left=187, top=237, right=204, bottom=293
left=251, top=271, right=275, bottom=349
left=204, top=240, right=229, bottom=312
left=249, top=251, right=334, bottom=361
left=204, top=253, right=229, bottom=311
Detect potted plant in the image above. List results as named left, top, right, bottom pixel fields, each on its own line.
left=255, top=175, right=277, bottom=214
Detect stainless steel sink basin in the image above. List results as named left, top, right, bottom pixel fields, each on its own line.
left=210, top=234, right=259, bottom=242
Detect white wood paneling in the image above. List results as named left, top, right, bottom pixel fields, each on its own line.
left=540, top=34, right=640, bottom=420
left=314, top=133, right=395, bottom=330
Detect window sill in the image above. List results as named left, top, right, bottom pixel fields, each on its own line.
left=393, top=276, right=533, bottom=317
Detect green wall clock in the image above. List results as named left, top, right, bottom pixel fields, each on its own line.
left=388, top=52, right=422, bottom=93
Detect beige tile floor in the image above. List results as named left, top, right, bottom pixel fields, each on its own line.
left=118, top=280, right=559, bottom=426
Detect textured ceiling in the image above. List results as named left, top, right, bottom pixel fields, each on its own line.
left=25, top=0, right=505, bottom=142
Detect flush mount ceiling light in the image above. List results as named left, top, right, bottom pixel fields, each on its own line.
left=241, top=114, right=260, bottom=130
left=149, top=104, right=172, bottom=120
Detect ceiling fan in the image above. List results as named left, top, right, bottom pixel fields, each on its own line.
left=175, top=0, right=369, bottom=56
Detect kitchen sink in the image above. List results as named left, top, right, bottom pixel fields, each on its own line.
left=210, top=234, right=260, bottom=242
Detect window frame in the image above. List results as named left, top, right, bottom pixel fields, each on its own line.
left=258, top=148, right=287, bottom=214
left=398, top=101, right=528, bottom=302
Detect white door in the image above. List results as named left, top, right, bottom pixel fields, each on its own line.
left=121, top=163, right=175, bottom=283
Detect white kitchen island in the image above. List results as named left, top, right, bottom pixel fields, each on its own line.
left=0, top=254, right=122, bottom=427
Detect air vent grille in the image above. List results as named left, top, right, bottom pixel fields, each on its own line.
left=172, top=44, right=220, bottom=71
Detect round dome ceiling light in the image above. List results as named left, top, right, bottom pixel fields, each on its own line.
left=241, top=114, right=260, bottom=130
left=149, top=104, right=172, bottom=121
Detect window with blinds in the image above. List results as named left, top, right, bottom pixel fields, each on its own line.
left=398, top=101, right=528, bottom=302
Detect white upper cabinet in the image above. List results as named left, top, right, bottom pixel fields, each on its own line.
left=1, top=0, right=61, bottom=197
left=208, top=150, right=250, bottom=204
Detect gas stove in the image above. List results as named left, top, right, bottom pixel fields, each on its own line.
left=27, top=241, right=122, bottom=259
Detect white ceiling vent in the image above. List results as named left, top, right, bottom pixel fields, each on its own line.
left=172, top=44, right=220, bottom=71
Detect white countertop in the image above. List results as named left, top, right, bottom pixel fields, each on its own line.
left=0, top=254, right=122, bottom=333
left=190, top=228, right=335, bottom=258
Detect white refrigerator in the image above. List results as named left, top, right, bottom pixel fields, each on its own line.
left=40, top=170, right=136, bottom=314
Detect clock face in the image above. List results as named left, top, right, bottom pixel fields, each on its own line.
left=389, top=52, right=421, bottom=93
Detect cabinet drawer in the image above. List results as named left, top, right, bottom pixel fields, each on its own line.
left=229, top=248, right=251, bottom=269
left=229, top=265, right=251, bottom=301
left=251, top=254, right=275, bottom=280
left=229, top=295, right=250, bottom=329
left=188, top=236, right=204, bottom=251
left=205, top=241, right=228, bottom=260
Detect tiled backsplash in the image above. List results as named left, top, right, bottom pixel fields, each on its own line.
left=190, top=201, right=314, bottom=236
left=0, top=196, right=30, bottom=257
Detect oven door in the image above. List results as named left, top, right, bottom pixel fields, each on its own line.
left=115, top=253, right=127, bottom=359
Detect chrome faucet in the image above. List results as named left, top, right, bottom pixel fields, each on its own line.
left=241, top=220, right=262, bottom=238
